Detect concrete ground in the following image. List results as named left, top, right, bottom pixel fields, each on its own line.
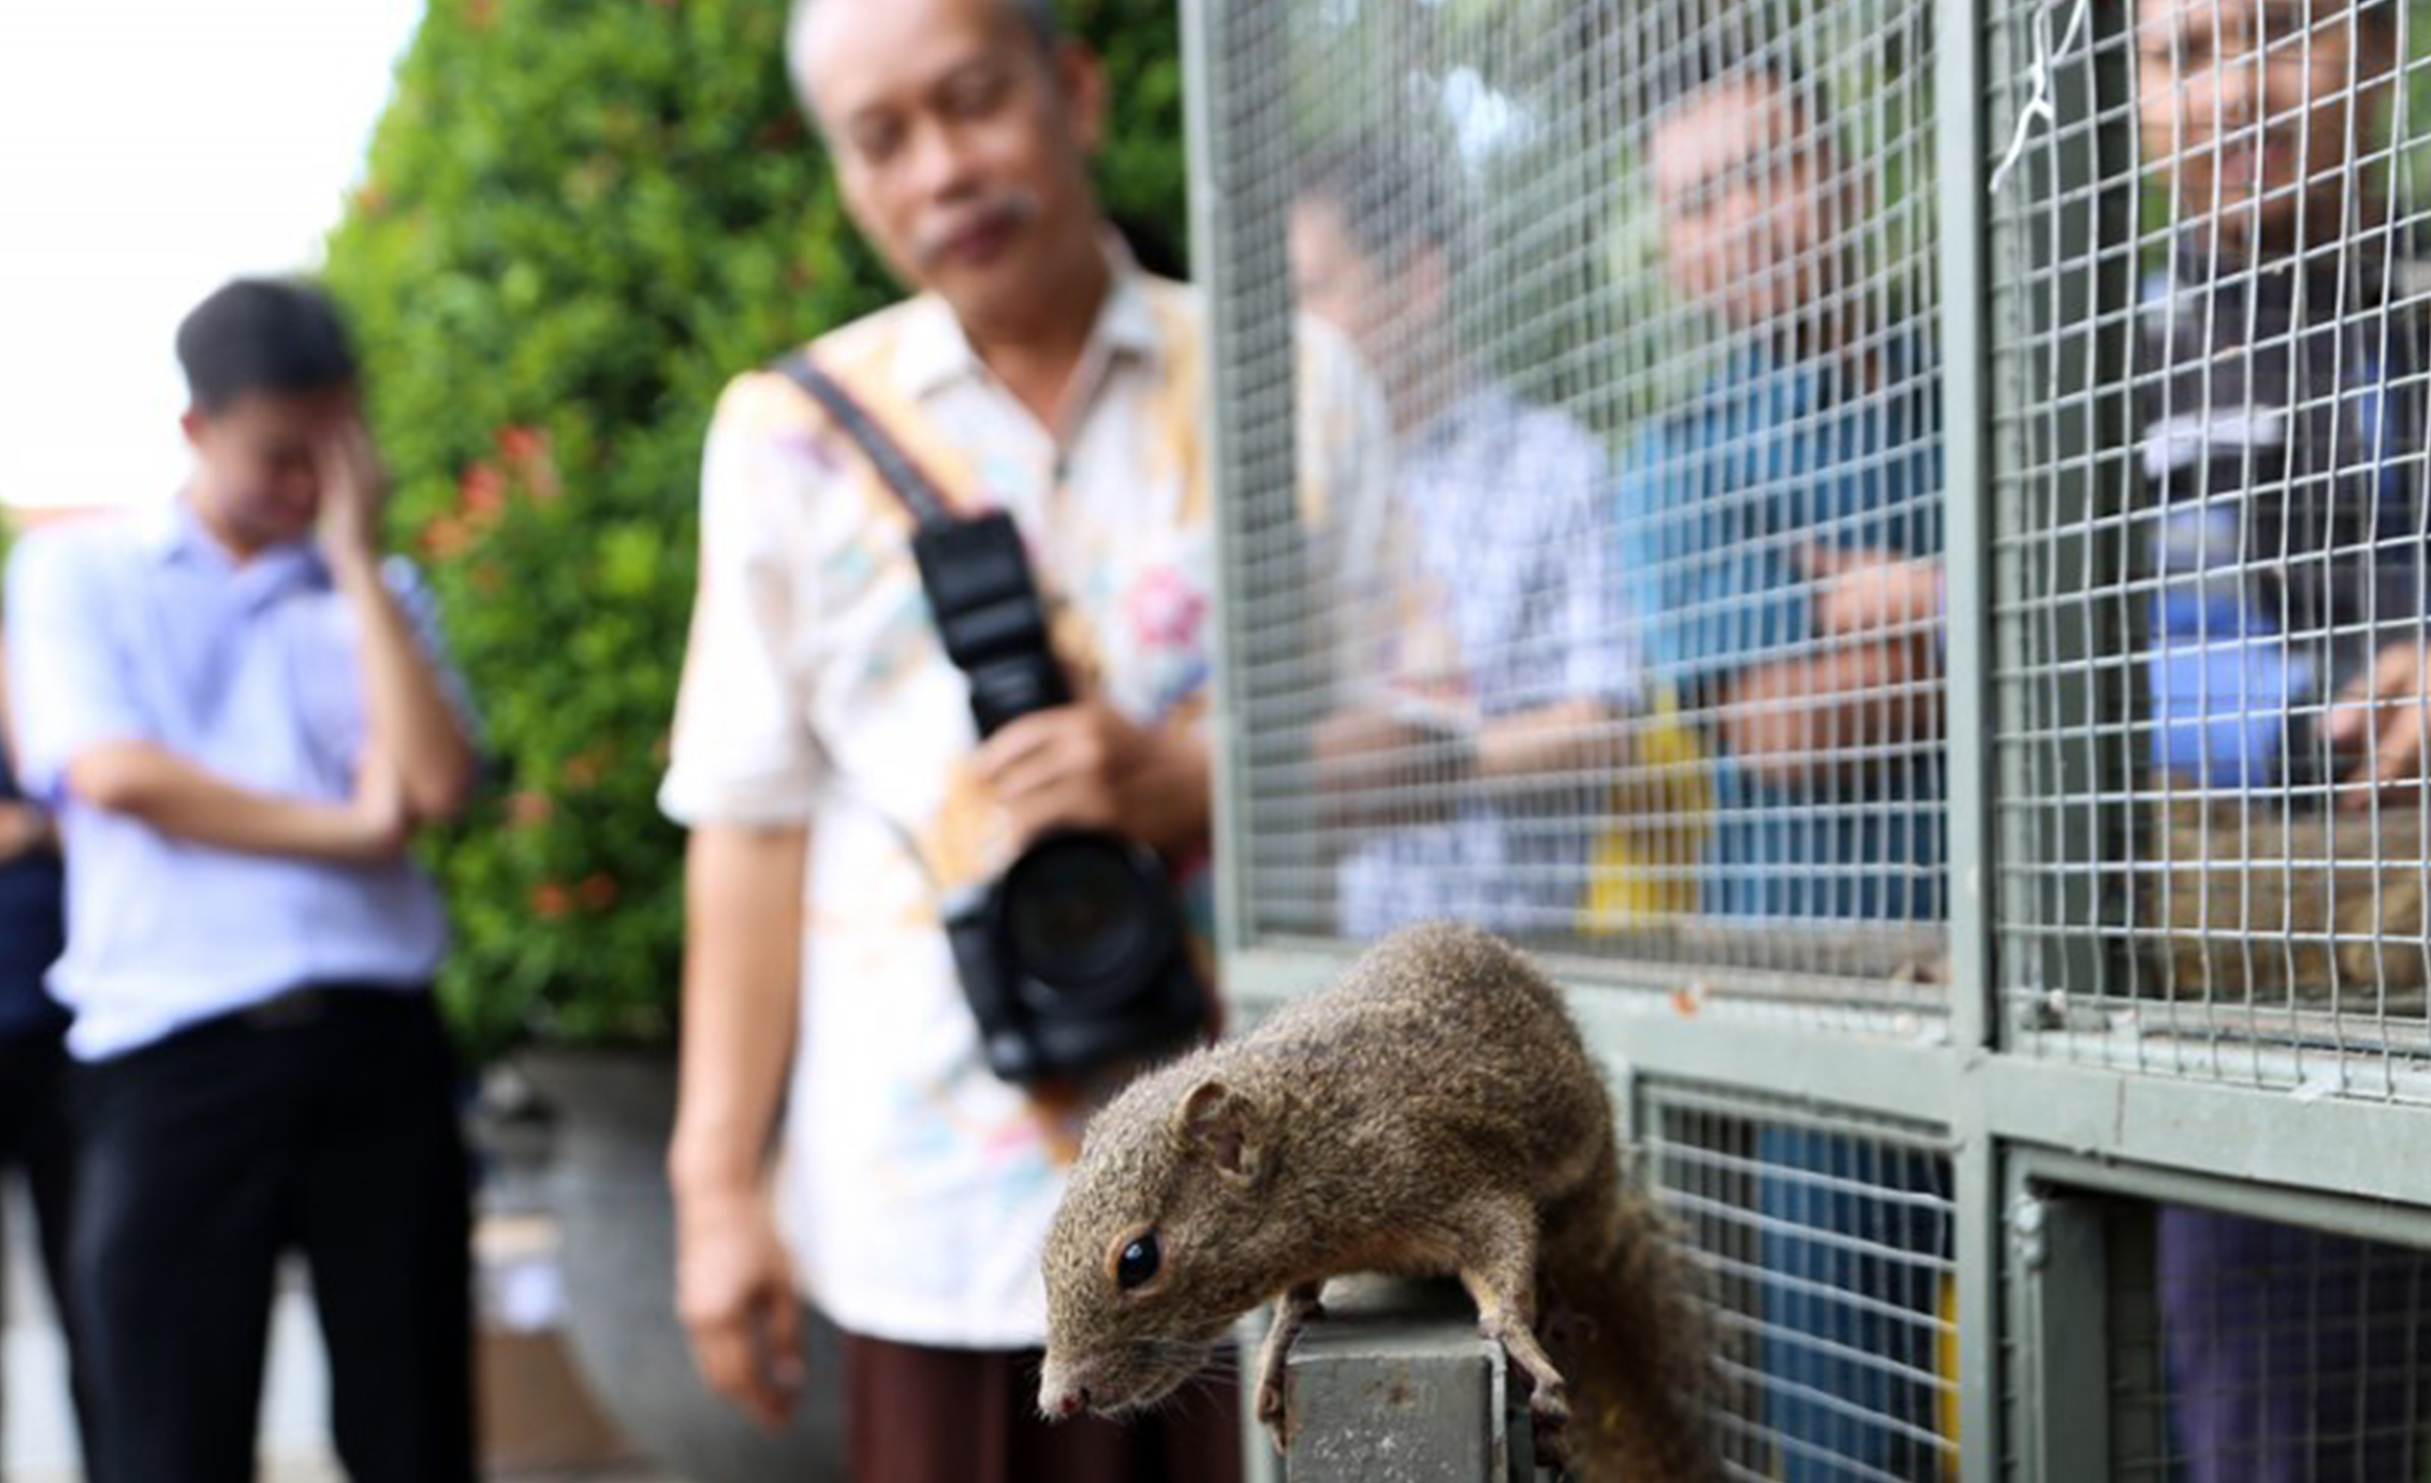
left=2, top=1184, right=680, bottom=1483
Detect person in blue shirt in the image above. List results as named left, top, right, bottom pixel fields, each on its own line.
left=4, top=280, right=482, bottom=1483
left=1615, top=51, right=1951, bottom=1481
left=2133, top=1, right=2431, bottom=1476
left=0, top=650, right=94, bottom=1467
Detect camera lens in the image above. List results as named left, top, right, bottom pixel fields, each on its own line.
left=1001, top=834, right=1166, bottom=1005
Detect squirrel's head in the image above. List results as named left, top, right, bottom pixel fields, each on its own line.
left=1038, top=1059, right=1285, bottom=1421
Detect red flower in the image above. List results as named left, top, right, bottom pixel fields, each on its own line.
left=496, top=425, right=547, bottom=467
left=495, top=425, right=562, bottom=503
left=561, top=747, right=614, bottom=790
left=459, top=462, right=506, bottom=521
left=577, top=873, right=620, bottom=910
left=422, top=516, right=473, bottom=559
left=532, top=881, right=572, bottom=920
left=506, top=790, right=553, bottom=830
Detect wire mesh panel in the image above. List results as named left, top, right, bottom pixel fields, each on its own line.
left=1641, top=1080, right=1959, bottom=1481
left=1989, top=0, right=2431, bottom=1093
left=2007, top=1179, right=2431, bottom=1481
left=1201, top=0, right=1957, bottom=1011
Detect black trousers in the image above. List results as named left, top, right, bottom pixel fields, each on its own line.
left=0, top=1024, right=96, bottom=1465
left=69, top=989, right=475, bottom=1483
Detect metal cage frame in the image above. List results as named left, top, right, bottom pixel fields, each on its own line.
left=1184, top=0, right=2431, bottom=1474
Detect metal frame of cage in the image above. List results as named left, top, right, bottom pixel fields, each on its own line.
left=1183, top=0, right=2431, bottom=1475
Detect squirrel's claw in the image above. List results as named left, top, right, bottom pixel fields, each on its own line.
left=1254, top=1371, right=1293, bottom=1452
left=1527, top=1378, right=1574, bottom=1472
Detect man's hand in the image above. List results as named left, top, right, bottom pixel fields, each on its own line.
left=1721, top=638, right=1943, bottom=791
left=0, top=801, right=51, bottom=866
left=674, top=1188, right=805, bottom=1433
left=315, top=414, right=389, bottom=574
left=1799, top=543, right=1944, bottom=639
left=975, top=700, right=1209, bottom=852
left=2326, top=639, right=2431, bottom=808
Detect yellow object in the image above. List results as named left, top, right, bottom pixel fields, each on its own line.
left=1580, top=692, right=1711, bottom=931
left=1938, top=1272, right=1961, bottom=1472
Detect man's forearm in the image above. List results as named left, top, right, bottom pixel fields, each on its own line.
left=333, top=559, right=477, bottom=823
left=669, top=825, right=809, bottom=1211
left=1477, top=698, right=1628, bottom=783
left=65, top=741, right=381, bottom=862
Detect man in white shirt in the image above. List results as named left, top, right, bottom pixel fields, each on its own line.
left=657, top=0, right=1385, bottom=1479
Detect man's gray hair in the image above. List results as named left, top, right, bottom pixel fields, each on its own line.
left=787, top=0, right=1061, bottom=113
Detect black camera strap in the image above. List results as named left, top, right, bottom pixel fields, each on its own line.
left=768, top=351, right=956, bottom=531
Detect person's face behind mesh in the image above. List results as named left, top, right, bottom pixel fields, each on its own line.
left=1648, top=75, right=1844, bottom=334
left=799, top=0, right=1107, bottom=331
left=2137, top=0, right=2395, bottom=251
left=1288, top=197, right=1443, bottom=385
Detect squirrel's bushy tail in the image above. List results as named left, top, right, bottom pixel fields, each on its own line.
left=1540, top=1127, right=1717, bottom=1483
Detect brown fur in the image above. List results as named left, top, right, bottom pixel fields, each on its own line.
left=2149, top=797, right=2429, bottom=1014
left=1038, top=923, right=1715, bottom=1481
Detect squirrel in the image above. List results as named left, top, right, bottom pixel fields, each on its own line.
left=1036, top=922, right=1715, bottom=1482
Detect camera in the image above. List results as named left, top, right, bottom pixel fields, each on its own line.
left=915, top=512, right=1213, bottom=1086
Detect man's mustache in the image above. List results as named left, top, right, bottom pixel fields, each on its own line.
left=913, top=192, right=1041, bottom=267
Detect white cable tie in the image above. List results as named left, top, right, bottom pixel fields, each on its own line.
left=1989, top=0, right=2094, bottom=197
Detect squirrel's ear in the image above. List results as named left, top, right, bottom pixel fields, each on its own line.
left=1173, top=1078, right=1264, bottom=1183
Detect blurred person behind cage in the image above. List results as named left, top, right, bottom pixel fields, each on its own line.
left=2, top=279, right=482, bottom=1483
left=654, top=0, right=1387, bottom=1479
left=1290, top=136, right=1667, bottom=941
left=2131, top=0, right=2431, bottom=1475
left=0, top=634, right=96, bottom=1471
left=1615, top=40, right=1952, bottom=1481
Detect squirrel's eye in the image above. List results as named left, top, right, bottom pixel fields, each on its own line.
left=1116, top=1232, right=1162, bottom=1291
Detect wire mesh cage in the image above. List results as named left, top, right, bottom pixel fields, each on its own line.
left=1642, top=1080, right=1960, bottom=1481
left=2005, top=1176, right=2431, bottom=1482
left=1200, top=0, right=1956, bottom=1009
left=1989, top=0, right=2431, bottom=1092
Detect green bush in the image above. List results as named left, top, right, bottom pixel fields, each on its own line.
left=324, top=0, right=1186, bottom=1059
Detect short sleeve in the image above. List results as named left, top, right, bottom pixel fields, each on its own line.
left=4, top=531, right=153, bottom=803
left=1528, top=415, right=1639, bottom=709
left=1613, top=428, right=1709, bottom=697
left=658, top=374, right=833, bottom=828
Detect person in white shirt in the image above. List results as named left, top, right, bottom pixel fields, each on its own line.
left=656, top=0, right=1387, bottom=1478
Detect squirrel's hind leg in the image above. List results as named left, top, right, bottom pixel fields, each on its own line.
left=1454, top=1200, right=1574, bottom=1468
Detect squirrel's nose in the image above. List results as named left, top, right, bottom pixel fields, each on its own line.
left=1042, top=1385, right=1089, bottom=1421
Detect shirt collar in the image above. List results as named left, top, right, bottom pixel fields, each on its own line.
left=891, top=234, right=1164, bottom=404
left=145, top=491, right=330, bottom=598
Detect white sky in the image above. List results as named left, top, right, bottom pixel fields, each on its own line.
left=0, top=0, right=424, bottom=510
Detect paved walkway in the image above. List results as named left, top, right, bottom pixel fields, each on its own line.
left=2, top=1186, right=679, bottom=1482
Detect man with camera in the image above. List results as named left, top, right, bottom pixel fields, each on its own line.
left=655, top=0, right=1385, bottom=1477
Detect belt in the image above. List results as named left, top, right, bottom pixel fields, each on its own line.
left=239, top=987, right=334, bottom=1029
left=235, top=981, right=425, bottom=1031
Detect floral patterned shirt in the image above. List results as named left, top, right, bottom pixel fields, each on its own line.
left=659, top=255, right=1386, bottom=1346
